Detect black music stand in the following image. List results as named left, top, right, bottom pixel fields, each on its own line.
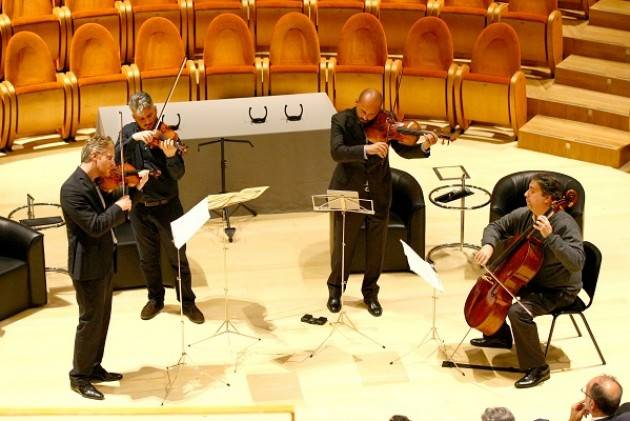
left=197, top=138, right=257, bottom=242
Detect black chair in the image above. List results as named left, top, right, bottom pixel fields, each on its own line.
left=543, top=241, right=606, bottom=366
left=328, top=168, right=426, bottom=273
left=489, top=170, right=585, bottom=232
left=112, top=221, right=175, bottom=290
left=0, top=216, right=47, bottom=320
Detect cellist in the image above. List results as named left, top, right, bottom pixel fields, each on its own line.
left=471, top=174, right=585, bottom=388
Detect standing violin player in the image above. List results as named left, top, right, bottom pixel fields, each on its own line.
left=471, top=173, right=585, bottom=388
left=325, top=88, right=437, bottom=317
left=61, top=136, right=132, bottom=400
left=116, top=91, right=204, bottom=324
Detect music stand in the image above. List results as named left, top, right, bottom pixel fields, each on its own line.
left=389, top=240, right=451, bottom=365
left=309, top=191, right=386, bottom=358
left=188, top=186, right=268, bottom=371
left=163, top=198, right=211, bottom=403
left=197, top=138, right=257, bottom=242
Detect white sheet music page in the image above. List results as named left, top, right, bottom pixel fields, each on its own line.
left=171, top=198, right=210, bottom=249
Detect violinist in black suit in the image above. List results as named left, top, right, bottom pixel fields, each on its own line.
left=60, top=136, right=132, bottom=400
left=326, top=88, right=436, bottom=316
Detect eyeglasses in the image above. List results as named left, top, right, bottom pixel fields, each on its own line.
left=581, top=387, right=593, bottom=400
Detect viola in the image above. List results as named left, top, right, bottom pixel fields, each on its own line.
left=463, top=190, right=578, bottom=336
left=363, top=111, right=447, bottom=146
left=133, top=121, right=189, bottom=155
left=97, top=163, right=161, bottom=193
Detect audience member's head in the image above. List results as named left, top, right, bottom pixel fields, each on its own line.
left=584, top=375, right=623, bottom=417
left=481, top=407, right=515, bottom=421
left=389, top=415, right=411, bottom=421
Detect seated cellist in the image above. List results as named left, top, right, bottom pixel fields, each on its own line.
left=471, top=173, right=585, bottom=389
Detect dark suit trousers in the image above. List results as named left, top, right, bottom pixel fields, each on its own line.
left=69, top=272, right=113, bottom=382
left=485, top=288, right=576, bottom=369
left=327, top=207, right=388, bottom=300
left=130, top=198, right=195, bottom=304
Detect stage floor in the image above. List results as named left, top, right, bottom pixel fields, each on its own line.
left=1, top=137, right=629, bottom=420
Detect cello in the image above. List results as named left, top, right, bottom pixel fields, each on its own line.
left=463, top=189, right=578, bottom=336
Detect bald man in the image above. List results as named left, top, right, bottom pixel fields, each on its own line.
left=569, top=375, right=623, bottom=421
left=325, top=88, right=437, bottom=316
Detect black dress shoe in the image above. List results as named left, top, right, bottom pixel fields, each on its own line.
left=364, top=298, right=382, bottom=317
left=470, top=337, right=512, bottom=349
left=327, top=296, right=341, bottom=313
left=183, top=303, right=205, bottom=324
left=515, top=364, right=550, bottom=389
left=71, top=382, right=104, bottom=400
left=90, top=367, right=123, bottom=383
left=141, top=300, right=164, bottom=320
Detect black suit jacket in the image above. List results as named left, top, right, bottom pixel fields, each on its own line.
left=116, top=122, right=185, bottom=203
left=60, top=167, right=126, bottom=281
left=329, top=108, right=429, bottom=213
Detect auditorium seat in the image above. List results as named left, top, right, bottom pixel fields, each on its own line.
left=308, top=0, right=367, bottom=53
left=126, top=0, right=190, bottom=61
left=251, top=0, right=306, bottom=52
left=65, top=0, right=130, bottom=65
left=198, top=13, right=263, bottom=99
left=454, top=23, right=526, bottom=134
left=186, top=0, right=252, bottom=58
left=265, top=12, right=325, bottom=95
left=0, top=0, right=69, bottom=75
left=66, top=23, right=133, bottom=137
left=373, top=0, right=429, bottom=55
left=393, top=16, right=457, bottom=128
left=131, top=17, right=198, bottom=102
left=431, top=0, right=497, bottom=59
left=328, top=13, right=395, bottom=111
left=496, top=0, right=562, bottom=74
left=1, top=32, right=71, bottom=151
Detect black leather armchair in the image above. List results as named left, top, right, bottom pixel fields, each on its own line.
left=489, top=170, right=585, bottom=232
left=0, top=216, right=47, bottom=320
left=112, top=221, right=175, bottom=290
left=331, top=168, right=426, bottom=273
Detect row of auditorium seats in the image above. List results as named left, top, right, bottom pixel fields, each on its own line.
left=0, top=14, right=527, bottom=151
left=0, top=0, right=563, bottom=80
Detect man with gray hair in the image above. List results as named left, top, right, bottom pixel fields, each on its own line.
left=61, top=136, right=132, bottom=400
left=482, top=407, right=515, bottom=421
left=116, top=91, right=204, bottom=324
left=569, top=375, right=623, bottom=421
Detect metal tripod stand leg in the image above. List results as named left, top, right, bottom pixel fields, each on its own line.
left=188, top=214, right=260, bottom=373
left=309, top=211, right=386, bottom=358
left=389, top=288, right=449, bottom=365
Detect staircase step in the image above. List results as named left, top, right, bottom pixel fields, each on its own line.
left=563, top=22, right=630, bottom=62
left=518, top=115, right=630, bottom=167
left=527, top=81, right=630, bottom=131
left=589, top=0, right=630, bottom=31
left=556, top=55, right=630, bottom=97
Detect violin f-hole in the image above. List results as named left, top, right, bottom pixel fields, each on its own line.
left=249, top=106, right=268, bottom=124
left=284, top=104, right=303, bottom=121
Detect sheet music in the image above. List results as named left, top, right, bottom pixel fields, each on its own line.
left=400, top=240, right=445, bottom=292
left=207, top=186, right=269, bottom=211
left=171, top=198, right=211, bottom=249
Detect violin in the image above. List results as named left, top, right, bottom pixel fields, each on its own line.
left=133, top=120, right=189, bottom=155
left=463, top=190, right=578, bottom=336
left=97, top=163, right=161, bottom=193
left=363, top=111, right=448, bottom=146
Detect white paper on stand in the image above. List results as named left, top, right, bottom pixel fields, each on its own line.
left=171, top=198, right=210, bottom=249
left=400, top=239, right=445, bottom=292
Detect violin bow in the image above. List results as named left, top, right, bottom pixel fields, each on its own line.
left=480, top=264, right=534, bottom=318
left=153, top=56, right=187, bottom=132
left=118, top=111, right=126, bottom=195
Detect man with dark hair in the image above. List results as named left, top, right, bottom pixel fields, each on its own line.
left=116, top=91, right=204, bottom=324
left=471, top=173, right=585, bottom=388
left=325, top=88, right=436, bottom=316
left=569, top=375, right=623, bottom=420
left=61, top=136, right=132, bottom=400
